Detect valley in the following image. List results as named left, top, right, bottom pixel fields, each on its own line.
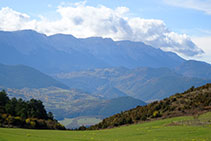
left=4, top=87, right=146, bottom=122
left=0, top=30, right=211, bottom=139
left=1, top=0, right=211, bottom=139
left=59, top=116, right=102, bottom=129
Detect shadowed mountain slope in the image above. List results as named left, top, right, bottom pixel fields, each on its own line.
left=0, top=63, right=68, bottom=89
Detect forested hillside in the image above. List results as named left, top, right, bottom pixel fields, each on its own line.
left=0, top=90, right=65, bottom=129
left=89, top=83, right=211, bottom=129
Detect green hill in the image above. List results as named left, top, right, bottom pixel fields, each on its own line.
left=89, top=83, right=211, bottom=129
left=0, top=64, right=68, bottom=89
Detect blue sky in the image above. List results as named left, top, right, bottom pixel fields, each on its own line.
left=0, top=0, right=211, bottom=63
left=0, top=0, right=210, bottom=36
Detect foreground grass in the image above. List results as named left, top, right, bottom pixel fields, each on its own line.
left=0, top=113, right=211, bottom=141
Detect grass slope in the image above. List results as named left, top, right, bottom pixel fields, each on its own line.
left=0, top=112, right=211, bottom=141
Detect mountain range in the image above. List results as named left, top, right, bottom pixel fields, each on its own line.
left=0, top=29, right=211, bottom=126
left=55, top=64, right=211, bottom=101
left=0, top=30, right=185, bottom=73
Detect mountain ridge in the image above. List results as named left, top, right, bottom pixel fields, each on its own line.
left=55, top=66, right=211, bottom=101
left=0, top=30, right=185, bottom=73
left=0, top=63, right=68, bottom=89
left=174, top=60, right=211, bottom=79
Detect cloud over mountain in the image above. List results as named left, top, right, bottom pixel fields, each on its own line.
left=0, top=2, right=203, bottom=57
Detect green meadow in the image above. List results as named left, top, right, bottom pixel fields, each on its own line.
left=0, top=112, right=211, bottom=141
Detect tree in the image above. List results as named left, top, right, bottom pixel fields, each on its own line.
left=27, top=99, right=48, bottom=119
left=0, top=91, right=64, bottom=129
left=47, top=112, right=54, bottom=120
left=16, top=98, right=28, bottom=119
left=5, top=98, right=17, bottom=115
left=0, top=90, right=9, bottom=113
left=0, top=90, right=9, bottom=106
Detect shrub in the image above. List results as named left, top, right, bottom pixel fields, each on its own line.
left=7, top=115, right=15, bottom=125
left=152, top=111, right=161, bottom=118
left=78, top=125, right=86, bottom=130
left=30, top=121, right=36, bottom=128
left=140, top=115, right=147, bottom=121
left=25, top=118, right=31, bottom=124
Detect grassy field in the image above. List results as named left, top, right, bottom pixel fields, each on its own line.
left=0, top=113, right=211, bottom=141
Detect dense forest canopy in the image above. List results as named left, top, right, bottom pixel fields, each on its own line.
left=0, top=90, right=65, bottom=129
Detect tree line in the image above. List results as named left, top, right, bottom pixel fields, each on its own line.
left=0, top=90, right=65, bottom=129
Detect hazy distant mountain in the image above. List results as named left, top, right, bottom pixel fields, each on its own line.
left=0, top=63, right=145, bottom=120
left=174, top=60, right=211, bottom=79
left=55, top=67, right=211, bottom=101
left=0, top=30, right=185, bottom=73
left=0, top=63, right=68, bottom=89
left=5, top=87, right=146, bottom=120
left=93, top=86, right=127, bottom=99
left=0, top=30, right=109, bottom=73
left=98, top=96, right=146, bottom=117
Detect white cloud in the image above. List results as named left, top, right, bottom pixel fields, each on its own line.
left=0, top=3, right=204, bottom=57
left=191, top=36, right=211, bottom=64
left=0, top=7, right=31, bottom=30
left=164, top=0, right=211, bottom=15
